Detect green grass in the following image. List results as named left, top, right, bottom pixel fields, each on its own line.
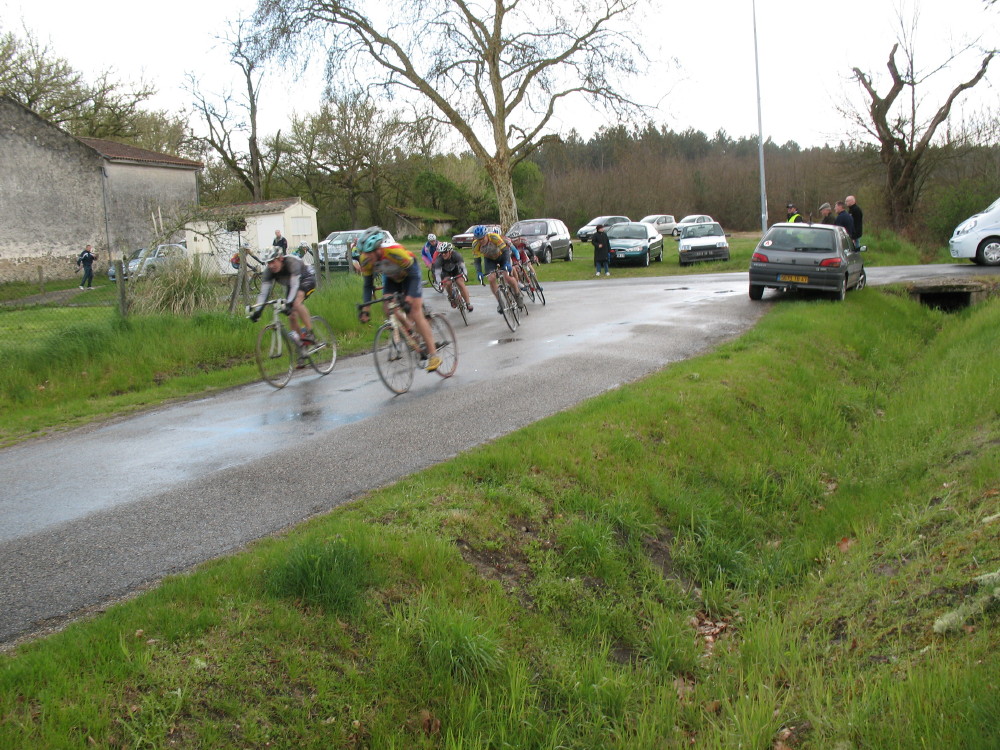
left=1, top=289, right=997, bottom=748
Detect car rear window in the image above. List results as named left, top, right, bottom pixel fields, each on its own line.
left=681, top=224, right=723, bottom=238
left=764, top=227, right=836, bottom=252
left=512, top=221, right=546, bottom=235
left=608, top=225, right=646, bottom=240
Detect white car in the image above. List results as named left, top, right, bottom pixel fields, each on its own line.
left=318, top=229, right=363, bottom=269
left=640, top=214, right=678, bottom=236
left=677, top=222, right=730, bottom=266
left=674, top=214, right=715, bottom=233
left=949, top=197, right=1000, bottom=266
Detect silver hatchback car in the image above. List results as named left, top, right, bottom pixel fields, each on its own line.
left=748, top=223, right=866, bottom=301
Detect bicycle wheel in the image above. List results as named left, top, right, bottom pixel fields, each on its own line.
left=428, top=313, right=458, bottom=378
left=427, top=267, right=443, bottom=293
left=457, top=295, right=469, bottom=326
left=527, top=265, right=545, bottom=305
left=250, top=272, right=262, bottom=295
left=373, top=323, right=415, bottom=394
left=518, top=266, right=536, bottom=303
left=255, top=323, right=295, bottom=388
left=498, top=283, right=518, bottom=332
left=305, top=315, right=337, bottom=375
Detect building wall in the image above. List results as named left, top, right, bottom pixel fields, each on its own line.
left=0, top=97, right=105, bottom=282
left=102, top=162, right=199, bottom=258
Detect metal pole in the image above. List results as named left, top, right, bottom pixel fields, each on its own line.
left=752, top=0, right=768, bottom=233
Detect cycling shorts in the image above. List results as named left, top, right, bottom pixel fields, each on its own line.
left=484, top=249, right=512, bottom=275
left=383, top=261, right=422, bottom=299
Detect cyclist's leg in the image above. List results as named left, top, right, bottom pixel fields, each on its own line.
left=442, top=277, right=454, bottom=305
left=456, top=275, right=472, bottom=309
left=289, top=289, right=312, bottom=338
left=402, top=264, right=438, bottom=364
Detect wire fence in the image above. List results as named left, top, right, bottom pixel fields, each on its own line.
left=0, top=249, right=354, bottom=349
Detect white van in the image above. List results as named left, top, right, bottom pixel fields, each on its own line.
left=949, top=197, right=1000, bottom=266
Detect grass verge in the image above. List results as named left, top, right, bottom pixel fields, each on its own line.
left=1, top=289, right=997, bottom=748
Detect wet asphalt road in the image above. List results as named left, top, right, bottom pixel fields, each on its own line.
left=1, top=264, right=995, bottom=646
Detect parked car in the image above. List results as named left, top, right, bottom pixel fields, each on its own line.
left=949, top=196, right=1000, bottom=266
left=137, top=244, right=190, bottom=276
left=606, top=222, right=664, bottom=266
left=107, top=247, right=148, bottom=281
left=677, top=222, right=730, bottom=266
left=674, top=214, right=714, bottom=233
left=452, top=224, right=501, bottom=249
left=318, top=229, right=362, bottom=269
left=748, top=223, right=866, bottom=301
left=507, top=218, right=574, bottom=263
left=640, top=214, right=678, bottom=236
left=577, top=215, right=630, bottom=242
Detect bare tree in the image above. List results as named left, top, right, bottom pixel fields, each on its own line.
left=846, top=12, right=994, bottom=230
left=254, top=0, right=645, bottom=228
left=187, top=19, right=283, bottom=201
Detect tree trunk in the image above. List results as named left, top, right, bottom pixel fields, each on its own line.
left=484, top=156, right=519, bottom=230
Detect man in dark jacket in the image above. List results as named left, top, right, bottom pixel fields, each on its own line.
left=592, top=224, right=611, bottom=276
left=846, top=195, right=863, bottom=247
left=818, top=203, right=835, bottom=224
left=273, top=230, right=288, bottom=254
left=785, top=203, right=803, bottom=223
left=77, top=244, right=97, bottom=289
left=834, top=201, right=856, bottom=239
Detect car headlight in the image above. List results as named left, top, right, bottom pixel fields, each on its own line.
left=716, top=241, right=728, bottom=248
left=529, top=240, right=542, bottom=250
left=679, top=243, right=691, bottom=251
left=955, top=219, right=977, bottom=236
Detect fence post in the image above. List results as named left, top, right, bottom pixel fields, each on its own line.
left=228, top=246, right=247, bottom=314
left=37, top=266, right=44, bottom=294
left=114, top=260, right=127, bottom=317
left=312, top=243, right=321, bottom=290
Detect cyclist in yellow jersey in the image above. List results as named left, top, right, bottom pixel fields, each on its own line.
left=470, top=225, right=523, bottom=314
left=355, top=226, right=440, bottom=372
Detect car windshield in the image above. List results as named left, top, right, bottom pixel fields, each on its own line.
left=607, top=224, right=646, bottom=240
left=681, top=224, right=723, bottom=239
left=679, top=215, right=702, bottom=224
left=510, top=221, right=546, bottom=236
left=323, top=232, right=340, bottom=243
left=127, top=248, right=146, bottom=261
left=640, top=215, right=669, bottom=223
left=588, top=216, right=614, bottom=226
left=764, top=227, right=837, bottom=252
left=332, top=232, right=360, bottom=246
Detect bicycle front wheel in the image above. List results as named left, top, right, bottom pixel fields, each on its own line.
left=518, top=266, right=536, bottom=303
left=255, top=323, right=295, bottom=388
left=427, top=267, right=443, bottom=293
left=428, top=313, right=458, bottom=378
left=373, top=323, right=415, bottom=394
left=498, top=283, right=518, bottom=332
left=305, top=315, right=338, bottom=375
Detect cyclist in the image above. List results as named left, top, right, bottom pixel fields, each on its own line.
left=470, top=225, right=523, bottom=314
left=432, top=242, right=473, bottom=312
left=230, top=244, right=262, bottom=269
left=356, top=226, right=441, bottom=373
left=248, top=247, right=317, bottom=345
left=421, top=233, right=440, bottom=268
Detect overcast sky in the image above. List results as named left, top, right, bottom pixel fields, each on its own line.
left=3, top=0, right=997, bottom=149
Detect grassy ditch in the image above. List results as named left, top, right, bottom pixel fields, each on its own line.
left=1, top=290, right=997, bottom=748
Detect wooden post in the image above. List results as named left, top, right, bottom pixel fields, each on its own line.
left=37, top=266, right=44, bottom=294
left=228, top=246, right=247, bottom=314
left=115, top=260, right=127, bottom=316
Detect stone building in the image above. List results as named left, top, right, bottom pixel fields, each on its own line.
left=0, top=95, right=202, bottom=282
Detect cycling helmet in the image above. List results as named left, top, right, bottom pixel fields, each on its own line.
left=357, top=226, right=386, bottom=254
left=438, top=242, right=454, bottom=253
left=260, top=246, right=283, bottom=263
left=473, top=225, right=487, bottom=239
left=427, top=233, right=437, bottom=242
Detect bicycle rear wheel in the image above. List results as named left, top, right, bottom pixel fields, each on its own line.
left=498, top=282, right=518, bottom=332
left=305, top=315, right=337, bottom=375
left=527, top=265, right=545, bottom=305
left=255, top=323, right=295, bottom=388
left=518, top=266, right=536, bottom=303
left=428, top=313, right=458, bottom=378
left=427, top=267, right=443, bottom=293
left=373, top=323, right=415, bottom=394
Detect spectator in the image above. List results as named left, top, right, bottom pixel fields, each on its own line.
left=592, top=224, right=611, bottom=276
left=76, top=244, right=97, bottom=289
left=846, top=195, right=864, bottom=247
left=818, top=202, right=835, bottom=224
left=834, top=201, right=856, bottom=238
left=273, top=230, right=288, bottom=254
left=786, top=203, right=803, bottom=223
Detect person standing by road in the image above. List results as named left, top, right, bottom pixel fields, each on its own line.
left=834, top=201, right=856, bottom=239
left=785, top=203, right=803, bottom=223
left=273, top=230, right=288, bottom=255
left=592, top=224, right=611, bottom=276
left=818, top=203, right=835, bottom=224
left=77, top=244, right=97, bottom=289
left=846, top=195, right=864, bottom=248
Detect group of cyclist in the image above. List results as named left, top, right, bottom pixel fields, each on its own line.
left=247, top=222, right=539, bottom=378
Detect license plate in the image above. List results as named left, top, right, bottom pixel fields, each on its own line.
left=779, top=274, right=808, bottom=283
left=616, top=252, right=626, bottom=258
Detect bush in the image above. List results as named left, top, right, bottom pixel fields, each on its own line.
left=129, top=258, right=222, bottom=315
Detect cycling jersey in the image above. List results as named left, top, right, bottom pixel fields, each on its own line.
left=255, top=255, right=315, bottom=306
left=421, top=241, right=439, bottom=267
left=360, top=239, right=417, bottom=304
left=432, top=249, right=467, bottom=284
left=471, top=232, right=511, bottom=260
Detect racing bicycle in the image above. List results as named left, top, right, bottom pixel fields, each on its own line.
left=357, top=293, right=457, bottom=394
left=487, top=265, right=526, bottom=332
left=442, top=273, right=472, bottom=326
left=247, top=298, right=337, bottom=388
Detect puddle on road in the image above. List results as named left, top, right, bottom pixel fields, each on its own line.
left=663, top=287, right=691, bottom=291
left=488, top=338, right=521, bottom=346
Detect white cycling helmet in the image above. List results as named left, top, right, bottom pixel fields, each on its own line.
left=427, top=233, right=437, bottom=242
left=260, top=247, right=283, bottom=263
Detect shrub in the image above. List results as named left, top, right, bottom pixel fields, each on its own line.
left=129, top=258, right=222, bottom=315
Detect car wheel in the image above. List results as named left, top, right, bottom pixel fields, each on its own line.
left=976, top=238, right=1000, bottom=266
left=565, top=245, right=573, bottom=262
left=672, top=228, right=679, bottom=236
left=749, top=284, right=764, bottom=301
left=543, top=248, right=552, bottom=264
left=855, top=269, right=867, bottom=291
left=834, top=275, right=847, bottom=301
